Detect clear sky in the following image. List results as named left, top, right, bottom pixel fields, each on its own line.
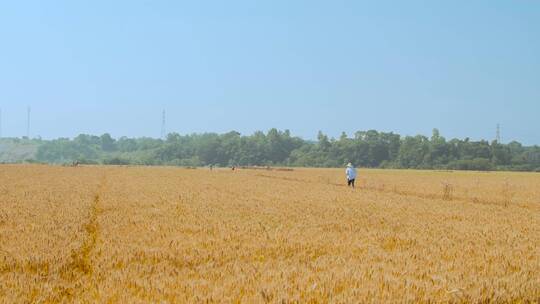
left=0, top=1, right=538, bottom=144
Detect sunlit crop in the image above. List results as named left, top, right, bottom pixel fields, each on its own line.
left=1, top=165, right=539, bottom=303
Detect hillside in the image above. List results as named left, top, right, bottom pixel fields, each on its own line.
left=0, top=138, right=39, bottom=163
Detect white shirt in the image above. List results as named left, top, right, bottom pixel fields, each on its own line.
left=346, top=167, right=357, bottom=180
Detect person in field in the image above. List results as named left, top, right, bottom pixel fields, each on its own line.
left=346, top=163, right=357, bottom=188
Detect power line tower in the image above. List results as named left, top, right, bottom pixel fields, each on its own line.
left=26, top=106, right=31, bottom=139
left=160, top=110, right=166, bottom=139
left=496, top=123, right=501, bottom=143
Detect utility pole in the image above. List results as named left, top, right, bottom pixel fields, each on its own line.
left=26, top=106, right=31, bottom=139
left=161, top=110, right=166, bottom=139
left=496, top=123, right=501, bottom=143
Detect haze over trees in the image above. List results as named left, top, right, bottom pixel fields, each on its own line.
left=2, top=129, right=539, bottom=171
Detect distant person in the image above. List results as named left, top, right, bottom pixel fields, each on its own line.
left=346, top=163, right=357, bottom=188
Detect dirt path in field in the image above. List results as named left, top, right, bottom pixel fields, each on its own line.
left=52, top=174, right=107, bottom=301
left=75, top=174, right=106, bottom=275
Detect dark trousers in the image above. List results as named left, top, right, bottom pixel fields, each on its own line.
left=347, top=178, right=355, bottom=188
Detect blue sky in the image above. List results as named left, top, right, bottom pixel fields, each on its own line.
left=0, top=1, right=538, bottom=144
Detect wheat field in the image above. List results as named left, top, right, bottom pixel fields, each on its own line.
left=0, top=165, right=539, bottom=303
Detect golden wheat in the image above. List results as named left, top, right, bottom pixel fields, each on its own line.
left=1, top=165, right=539, bottom=303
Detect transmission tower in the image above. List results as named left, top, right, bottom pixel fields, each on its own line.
left=160, top=110, right=166, bottom=139
left=26, top=106, right=31, bottom=139
left=496, top=123, right=501, bottom=143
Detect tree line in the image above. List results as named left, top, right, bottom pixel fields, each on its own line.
left=26, top=128, right=540, bottom=171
